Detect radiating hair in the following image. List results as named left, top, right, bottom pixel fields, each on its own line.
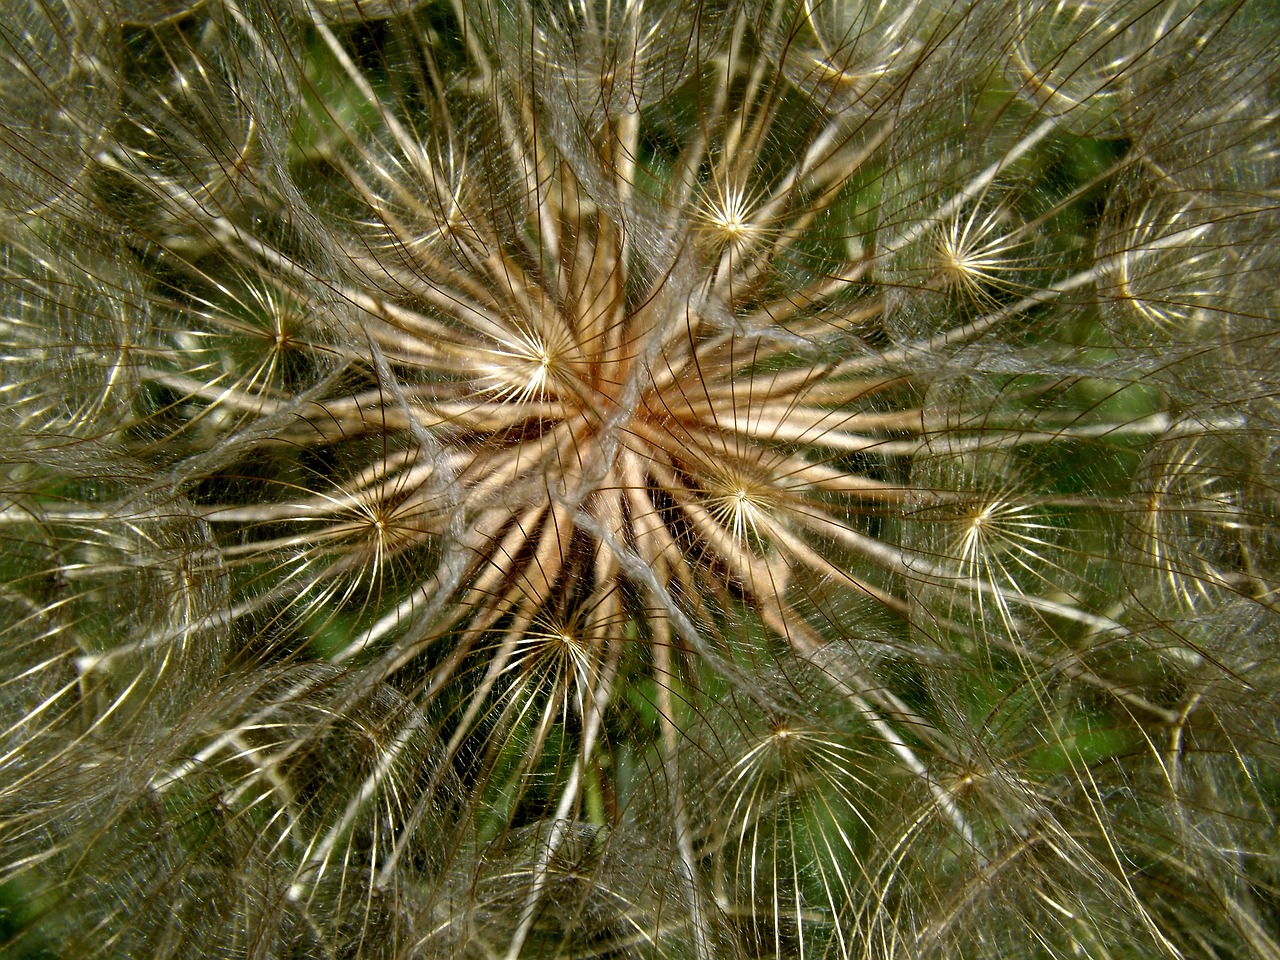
left=2, top=0, right=1277, bottom=957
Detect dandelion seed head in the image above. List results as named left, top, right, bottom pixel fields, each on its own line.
left=2, top=1, right=1277, bottom=957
